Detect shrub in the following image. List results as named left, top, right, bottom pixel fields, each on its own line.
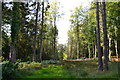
left=41, top=60, right=61, bottom=64
left=80, top=57, right=86, bottom=59
left=2, top=61, right=19, bottom=80
left=18, top=62, right=41, bottom=69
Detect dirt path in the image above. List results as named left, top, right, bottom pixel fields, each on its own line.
left=64, top=58, right=93, bottom=61
left=64, top=57, right=120, bottom=61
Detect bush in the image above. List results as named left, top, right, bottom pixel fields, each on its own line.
left=18, top=62, right=41, bottom=69
left=2, top=61, right=19, bottom=80
left=80, top=57, right=86, bottom=59
left=41, top=60, right=61, bottom=64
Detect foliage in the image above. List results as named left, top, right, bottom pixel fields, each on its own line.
left=2, top=61, right=19, bottom=79
left=18, top=62, right=41, bottom=69
left=41, top=60, right=61, bottom=64
left=80, top=57, right=86, bottom=59
left=67, top=2, right=120, bottom=60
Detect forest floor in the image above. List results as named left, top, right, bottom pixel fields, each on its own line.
left=14, top=59, right=119, bottom=79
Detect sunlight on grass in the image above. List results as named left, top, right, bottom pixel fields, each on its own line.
left=22, top=64, right=74, bottom=78
left=16, top=61, right=119, bottom=79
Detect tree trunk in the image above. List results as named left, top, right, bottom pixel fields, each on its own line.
left=76, top=25, right=80, bottom=59
left=68, top=40, right=70, bottom=59
left=108, top=36, right=112, bottom=61
left=39, top=1, right=44, bottom=62
left=53, top=26, right=57, bottom=60
left=53, top=11, right=57, bottom=60
left=114, top=27, right=118, bottom=59
left=10, top=2, right=20, bottom=63
left=0, top=1, right=2, bottom=61
left=88, top=45, right=91, bottom=59
left=9, top=44, right=16, bottom=63
left=33, top=2, right=39, bottom=62
left=101, top=1, right=108, bottom=71
left=96, top=1, right=103, bottom=71
left=114, top=40, right=118, bottom=59
left=71, top=39, right=73, bottom=59
left=94, top=44, right=97, bottom=59
left=92, top=44, right=95, bottom=58
left=117, top=26, right=120, bottom=58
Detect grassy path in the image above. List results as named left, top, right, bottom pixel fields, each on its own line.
left=16, top=60, right=119, bottom=79
left=18, top=64, right=76, bottom=78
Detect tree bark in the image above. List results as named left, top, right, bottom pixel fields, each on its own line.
left=114, top=27, right=118, bottom=59
left=114, top=40, right=118, bottom=59
left=76, top=26, right=80, bottom=59
left=88, top=45, right=91, bottom=59
left=71, top=39, right=73, bottom=59
left=53, top=21, right=57, bottom=60
left=10, top=44, right=16, bottom=63
left=39, top=1, right=44, bottom=62
left=33, top=2, right=39, bottom=62
left=96, top=1, right=103, bottom=71
left=0, top=1, right=2, bottom=63
left=108, top=36, right=112, bottom=61
left=101, top=0, right=108, bottom=71
left=94, top=44, right=97, bottom=58
left=10, top=2, right=20, bottom=63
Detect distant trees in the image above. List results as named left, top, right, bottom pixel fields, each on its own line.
left=69, top=6, right=85, bottom=59
left=67, top=1, right=119, bottom=71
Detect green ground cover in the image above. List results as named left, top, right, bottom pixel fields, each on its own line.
left=14, top=60, right=119, bottom=79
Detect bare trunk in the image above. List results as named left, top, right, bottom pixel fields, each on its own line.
left=96, top=1, right=103, bottom=71
left=9, top=44, right=16, bottom=63
left=0, top=1, right=2, bottom=61
left=71, top=39, right=73, bottom=59
left=53, top=26, right=56, bottom=60
left=88, top=45, right=91, bottom=59
left=76, top=26, right=80, bottom=59
left=68, top=40, right=71, bottom=59
left=101, top=1, right=108, bottom=71
left=94, top=44, right=97, bottom=58
left=92, top=44, right=95, bottom=58
left=70, top=42, right=72, bottom=59
left=39, top=1, right=44, bottom=62
left=114, top=40, right=118, bottom=59
left=53, top=35, right=56, bottom=60
left=53, top=11, right=57, bottom=60
left=33, top=2, right=39, bottom=62
left=108, top=37, right=112, bottom=61
left=114, top=26, right=118, bottom=59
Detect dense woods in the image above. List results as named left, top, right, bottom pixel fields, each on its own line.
left=0, top=0, right=119, bottom=79
left=2, top=0, right=62, bottom=62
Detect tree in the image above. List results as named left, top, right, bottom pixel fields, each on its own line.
left=39, top=1, right=44, bottom=62
left=44, top=0, right=60, bottom=60
left=10, top=2, right=20, bottom=63
left=101, top=0, right=108, bottom=71
left=96, top=1, right=103, bottom=71
left=106, top=2, right=120, bottom=60
left=0, top=1, right=2, bottom=60
left=33, top=2, right=40, bottom=62
left=69, top=6, right=85, bottom=59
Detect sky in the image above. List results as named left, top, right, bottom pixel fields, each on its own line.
left=49, top=0, right=93, bottom=44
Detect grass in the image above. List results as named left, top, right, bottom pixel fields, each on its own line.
left=14, top=60, right=119, bottom=79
